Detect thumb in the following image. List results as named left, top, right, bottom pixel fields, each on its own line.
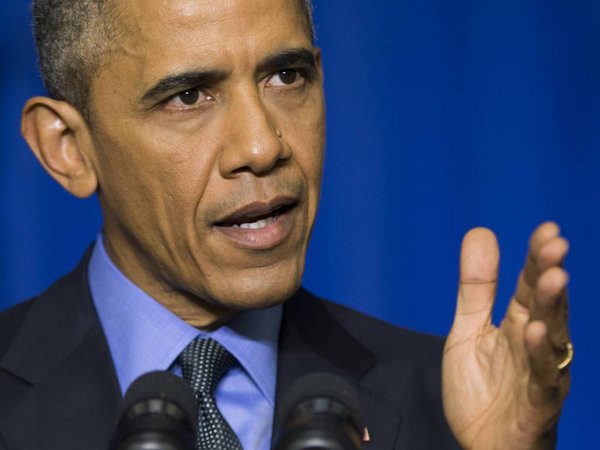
left=452, top=227, right=500, bottom=337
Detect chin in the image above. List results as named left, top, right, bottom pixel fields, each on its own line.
left=208, top=271, right=302, bottom=311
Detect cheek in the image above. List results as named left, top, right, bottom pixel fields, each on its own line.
left=92, top=123, right=219, bottom=228
left=292, top=109, right=326, bottom=189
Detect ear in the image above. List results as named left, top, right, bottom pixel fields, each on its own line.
left=21, top=97, right=98, bottom=198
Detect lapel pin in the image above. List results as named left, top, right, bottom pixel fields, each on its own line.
left=362, top=427, right=371, bottom=443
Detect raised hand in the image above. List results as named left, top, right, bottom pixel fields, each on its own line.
left=442, top=222, right=571, bottom=450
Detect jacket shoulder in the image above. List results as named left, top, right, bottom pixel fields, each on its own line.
left=320, top=297, right=446, bottom=359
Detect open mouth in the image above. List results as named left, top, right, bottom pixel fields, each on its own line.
left=212, top=196, right=300, bottom=249
left=214, top=198, right=297, bottom=230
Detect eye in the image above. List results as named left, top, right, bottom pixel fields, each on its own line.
left=178, top=89, right=200, bottom=105
left=266, top=69, right=305, bottom=87
left=164, top=88, right=213, bottom=110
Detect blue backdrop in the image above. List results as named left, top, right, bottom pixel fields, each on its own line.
left=1, top=1, right=598, bottom=447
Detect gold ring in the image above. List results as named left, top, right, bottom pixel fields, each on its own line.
left=556, top=341, right=574, bottom=371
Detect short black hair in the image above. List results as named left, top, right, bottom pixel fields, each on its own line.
left=32, top=0, right=315, bottom=117
left=33, top=0, right=118, bottom=117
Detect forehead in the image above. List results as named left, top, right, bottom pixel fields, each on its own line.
left=108, top=0, right=310, bottom=70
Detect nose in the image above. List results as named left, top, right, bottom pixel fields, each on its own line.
left=219, top=88, right=291, bottom=177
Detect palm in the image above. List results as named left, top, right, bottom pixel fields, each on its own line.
left=442, top=224, right=571, bottom=450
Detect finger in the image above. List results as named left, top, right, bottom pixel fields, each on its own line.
left=525, top=321, right=570, bottom=408
left=514, top=222, right=563, bottom=308
left=537, top=236, right=569, bottom=272
left=531, top=266, right=570, bottom=349
left=454, top=228, right=499, bottom=335
left=530, top=222, right=561, bottom=256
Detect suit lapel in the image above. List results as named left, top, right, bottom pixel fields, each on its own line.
left=274, top=289, right=403, bottom=450
left=0, top=253, right=121, bottom=450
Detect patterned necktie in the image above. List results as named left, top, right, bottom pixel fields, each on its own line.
left=178, top=338, right=243, bottom=450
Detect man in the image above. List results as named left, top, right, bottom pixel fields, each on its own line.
left=0, top=0, right=572, bottom=449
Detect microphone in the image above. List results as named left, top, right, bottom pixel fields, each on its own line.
left=274, top=372, right=363, bottom=450
left=110, top=371, right=197, bottom=450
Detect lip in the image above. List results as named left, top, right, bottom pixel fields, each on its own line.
left=212, top=196, right=299, bottom=250
left=215, top=196, right=297, bottom=225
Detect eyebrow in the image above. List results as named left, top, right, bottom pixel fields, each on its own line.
left=256, top=47, right=317, bottom=74
left=140, top=69, right=227, bottom=103
left=139, top=47, right=317, bottom=104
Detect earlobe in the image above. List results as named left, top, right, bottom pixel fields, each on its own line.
left=21, top=96, right=98, bottom=198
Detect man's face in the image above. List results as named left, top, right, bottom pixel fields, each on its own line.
left=86, top=0, right=324, bottom=324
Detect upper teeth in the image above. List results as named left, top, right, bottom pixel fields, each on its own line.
left=236, top=217, right=275, bottom=229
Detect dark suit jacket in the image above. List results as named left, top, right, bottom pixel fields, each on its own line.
left=0, top=254, right=460, bottom=450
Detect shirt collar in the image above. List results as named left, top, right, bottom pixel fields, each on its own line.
left=88, top=235, right=281, bottom=406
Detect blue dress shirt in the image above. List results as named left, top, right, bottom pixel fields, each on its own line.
left=88, top=235, right=282, bottom=450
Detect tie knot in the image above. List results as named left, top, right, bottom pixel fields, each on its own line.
left=178, top=338, right=236, bottom=395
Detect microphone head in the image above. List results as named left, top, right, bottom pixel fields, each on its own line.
left=120, top=371, right=197, bottom=431
left=276, top=372, right=363, bottom=450
left=111, top=371, right=197, bottom=450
